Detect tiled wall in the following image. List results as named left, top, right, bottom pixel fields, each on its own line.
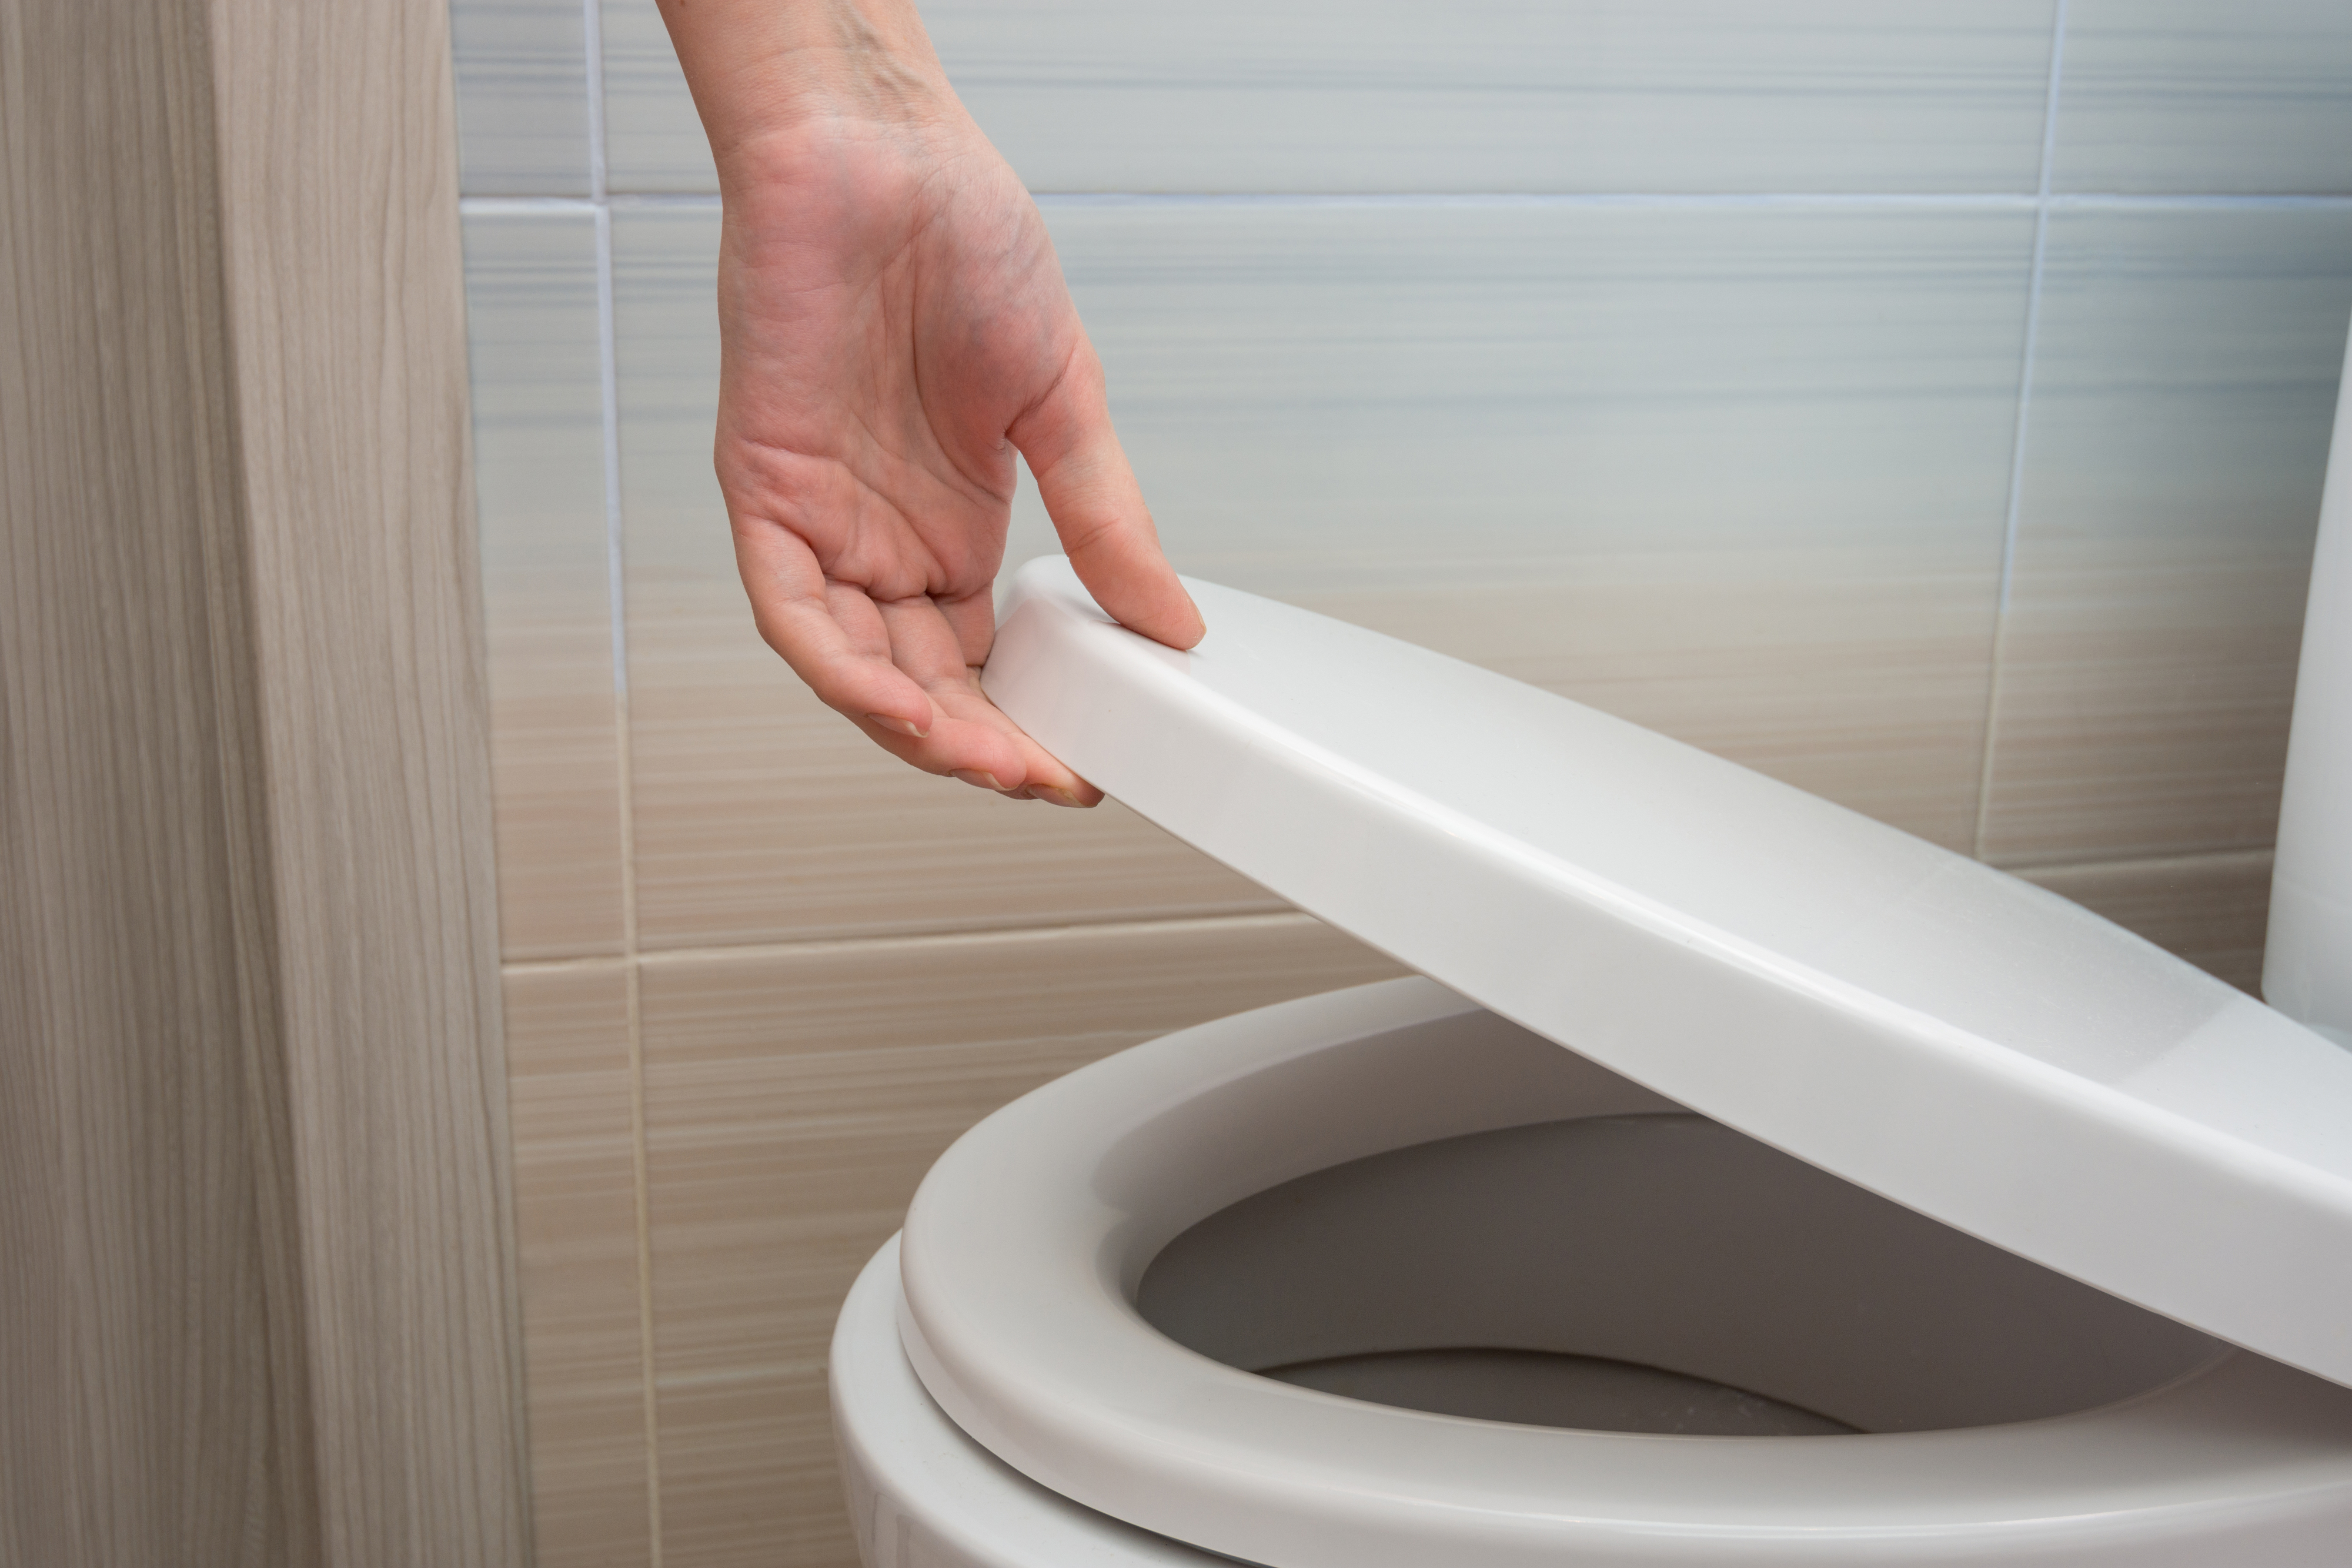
left=452, top=4, right=2352, bottom=1564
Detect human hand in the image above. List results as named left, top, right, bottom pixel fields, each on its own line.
left=662, top=0, right=1202, bottom=807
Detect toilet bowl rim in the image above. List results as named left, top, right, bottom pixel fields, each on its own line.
left=896, top=979, right=2352, bottom=1565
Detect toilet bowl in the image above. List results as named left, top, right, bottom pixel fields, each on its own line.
left=831, top=347, right=2352, bottom=1565
left=838, top=982, right=2352, bottom=1567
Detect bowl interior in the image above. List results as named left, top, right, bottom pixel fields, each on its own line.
left=1140, top=1111, right=2224, bottom=1435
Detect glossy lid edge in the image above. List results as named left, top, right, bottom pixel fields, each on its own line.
left=983, top=557, right=2352, bottom=1389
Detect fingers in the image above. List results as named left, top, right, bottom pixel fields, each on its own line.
left=1010, top=341, right=1206, bottom=651
left=733, top=517, right=937, bottom=735
left=733, top=517, right=1102, bottom=805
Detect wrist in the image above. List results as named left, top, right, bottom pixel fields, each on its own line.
left=662, top=0, right=963, bottom=179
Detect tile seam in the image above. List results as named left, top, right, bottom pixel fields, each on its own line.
left=1972, top=0, right=2071, bottom=862
left=616, top=908, right=1333, bottom=968
left=2004, top=845, right=2278, bottom=880
left=579, top=0, right=663, bottom=1553
left=582, top=0, right=610, bottom=203
left=502, top=954, right=635, bottom=978
left=461, top=191, right=2352, bottom=215
left=496, top=844, right=2280, bottom=984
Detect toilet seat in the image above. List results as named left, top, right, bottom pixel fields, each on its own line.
left=981, top=559, right=2352, bottom=1389
left=834, top=1240, right=1227, bottom=1568
left=895, top=979, right=2352, bottom=1568
left=844, top=561, right=2352, bottom=1567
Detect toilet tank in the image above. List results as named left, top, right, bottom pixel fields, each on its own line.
left=2265, top=314, right=2352, bottom=1047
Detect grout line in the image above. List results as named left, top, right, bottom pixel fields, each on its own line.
left=499, top=953, right=635, bottom=978
left=2045, top=193, right=2352, bottom=210
left=2007, top=845, right=2277, bottom=881
left=493, top=847, right=2284, bottom=982
left=457, top=190, right=2352, bottom=216
left=495, top=908, right=1329, bottom=975
left=1971, top=0, right=2072, bottom=862
left=582, top=0, right=610, bottom=204
left=457, top=196, right=600, bottom=215
left=579, top=0, right=661, bottom=1554
left=593, top=208, right=629, bottom=706
left=620, top=948, right=660, bottom=1568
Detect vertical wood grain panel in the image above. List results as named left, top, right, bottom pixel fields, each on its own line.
left=1, top=1, right=529, bottom=1563
left=208, top=0, right=531, bottom=1560
left=1, top=4, right=319, bottom=1561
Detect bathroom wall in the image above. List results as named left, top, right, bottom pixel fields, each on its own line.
left=450, top=3, right=2352, bottom=1563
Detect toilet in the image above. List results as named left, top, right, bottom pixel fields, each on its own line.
left=830, top=364, right=2352, bottom=1564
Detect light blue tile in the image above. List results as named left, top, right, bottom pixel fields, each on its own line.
left=1007, top=202, right=2034, bottom=843
left=1004, top=201, right=2035, bottom=591
left=452, top=0, right=594, bottom=196
left=597, top=0, right=2057, bottom=196
left=937, top=0, right=2057, bottom=194
left=599, top=0, right=715, bottom=193
left=606, top=207, right=724, bottom=579
left=462, top=210, right=627, bottom=955
left=2052, top=0, right=2352, bottom=193
left=1984, top=207, right=2352, bottom=864
left=463, top=210, right=610, bottom=589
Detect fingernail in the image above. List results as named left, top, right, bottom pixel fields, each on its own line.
left=866, top=713, right=927, bottom=738
left=950, top=768, right=1005, bottom=791
left=1035, top=785, right=1091, bottom=808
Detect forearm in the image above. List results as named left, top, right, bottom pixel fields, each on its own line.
left=656, top=0, right=964, bottom=179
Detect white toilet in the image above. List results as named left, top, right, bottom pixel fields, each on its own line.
left=830, top=353, right=2352, bottom=1565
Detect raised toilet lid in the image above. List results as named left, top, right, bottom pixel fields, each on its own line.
left=982, top=557, right=2352, bottom=1389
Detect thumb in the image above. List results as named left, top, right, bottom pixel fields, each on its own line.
left=1010, top=341, right=1205, bottom=650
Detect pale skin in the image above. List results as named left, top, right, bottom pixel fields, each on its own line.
left=657, top=0, right=1204, bottom=807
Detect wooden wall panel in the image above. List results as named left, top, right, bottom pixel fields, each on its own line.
left=208, top=4, right=530, bottom=1559
left=0, top=4, right=318, bottom=1560
left=0, top=1, right=528, bottom=1564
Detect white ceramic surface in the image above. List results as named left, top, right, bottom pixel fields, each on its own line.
left=984, top=556, right=2352, bottom=1388
left=834, top=1237, right=1225, bottom=1568
left=897, top=979, right=2352, bottom=1567
left=2269, top=320, right=2352, bottom=1047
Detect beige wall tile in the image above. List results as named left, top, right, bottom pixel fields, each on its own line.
left=465, top=211, right=629, bottom=959
left=610, top=208, right=1281, bottom=950
left=1981, top=208, right=2352, bottom=867
left=637, top=915, right=1404, bottom=1568
left=1301, top=544, right=1997, bottom=850
left=503, top=964, right=653, bottom=1568
left=2018, top=850, right=2275, bottom=995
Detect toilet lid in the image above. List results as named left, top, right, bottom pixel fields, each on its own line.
left=983, top=558, right=2352, bottom=1390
